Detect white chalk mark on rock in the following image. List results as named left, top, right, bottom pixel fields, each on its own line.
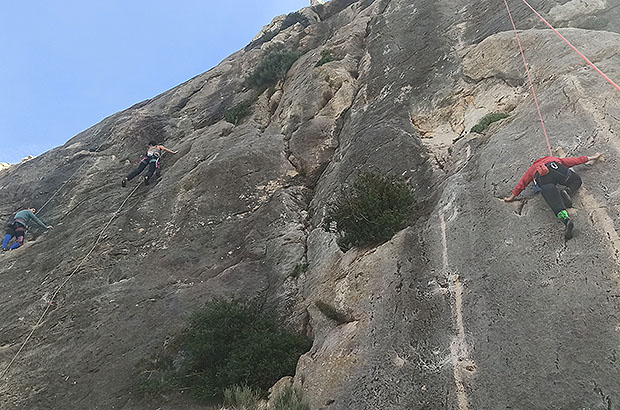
left=440, top=213, right=474, bottom=410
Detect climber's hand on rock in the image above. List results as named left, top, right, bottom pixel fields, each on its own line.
left=588, top=152, right=602, bottom=161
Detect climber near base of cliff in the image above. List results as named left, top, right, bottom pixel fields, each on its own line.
left=2, top=208, right=53, bottom=251
left=122, top=141, right=178, bottom=187
left=504, top=153, right=602, bottom=240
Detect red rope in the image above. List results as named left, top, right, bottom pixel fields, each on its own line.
left=503, top=0, right=553, bottom=156
left=519, top=0, right=620, bottom=94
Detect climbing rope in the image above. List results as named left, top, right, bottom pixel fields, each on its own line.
left=517, top=0, right=620, bottom=94
left=503, top=0, right=620, bottom=156
left=503, top=0, right=553, bottom=156
left=37, top=138, right=107, bottom=214
left=0, top=179, right=143, bottom=380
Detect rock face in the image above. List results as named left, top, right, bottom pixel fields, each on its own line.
left=1, top=0, right=620, bottom=409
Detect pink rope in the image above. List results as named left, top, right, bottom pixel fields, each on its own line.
left=519, top=0, right=620, bottom=94
left=503, top=0, right=553, bottom=156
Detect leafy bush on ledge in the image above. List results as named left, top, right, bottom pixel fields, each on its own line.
left=324, top=172, right=415, bottom=250
left=225, top=99, right=255, bottom=125
left=247, top=49, right=303, bottom=90
left=315, top=49, right=341, bottom=67
left=137, top=299, right=312, bottom=402
left=470, top=112, right=509, bottom=134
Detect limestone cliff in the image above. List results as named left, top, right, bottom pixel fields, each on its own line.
left=1, top=1, right=620, bottom=409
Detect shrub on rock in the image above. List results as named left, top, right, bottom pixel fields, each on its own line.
left=137, top=299, right=312, bottom=402
left=470, top=112, right=509, bottom=134
left=247, top=50, right=302, bottom=90
left=315, top=49, right=340, bottom=67
left=324, top=172, right=415, bottom=250
left=225, top=99, right=255, bottom=125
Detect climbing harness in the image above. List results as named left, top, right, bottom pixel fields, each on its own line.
left=143, top=155, right=161, bottom=169
left=147, top=151, right=165, bottom=178
left=0, top=179, right=144, bottom=380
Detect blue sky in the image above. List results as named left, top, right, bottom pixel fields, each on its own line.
left=0, top=0, right=310, bottom=163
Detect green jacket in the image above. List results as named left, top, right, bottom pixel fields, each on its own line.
left=14, top=209, right=48, bottom=230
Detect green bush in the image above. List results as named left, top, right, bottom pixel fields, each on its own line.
left=225, top=99, right=254, bottom=125
left=315, top=50, right=340, bottom=67
left=315, top=301, right=350, bottom=324
left=138, top=300, right=312, bottom=402
left=324, top=172, right=415, bottom=249
left=247, top=50, right=302, bottom=90
left=223, top=384, right=262, bottom=409
left=272, top=385, right=310, bottom=410
left=470, top=112, right=509, bottom=134
left=281, top=12, right=310, bottom=31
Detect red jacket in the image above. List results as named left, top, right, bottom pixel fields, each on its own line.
left=512, top=156, right=589, bottom=196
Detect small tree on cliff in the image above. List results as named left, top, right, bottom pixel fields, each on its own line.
left=246, top=48, right=302, bottom=90
left=324, top=172, right=415, bottom=250
left=137, top=299, right=312, bottom=402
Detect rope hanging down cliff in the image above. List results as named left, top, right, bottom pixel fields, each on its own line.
left=38, top=134, right=107, bottom=215
left=503, top=0, right=551, bottom=156
left=516, top=0, right=620, bottom=93
left=0, top=179, right=144, bottom=380
left=502, top=0, right=620, bottom=155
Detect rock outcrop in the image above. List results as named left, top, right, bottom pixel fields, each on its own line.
left=1, top=1, right=620, bottom=409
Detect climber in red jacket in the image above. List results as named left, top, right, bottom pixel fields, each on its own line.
left=504, top=153, right=602, bottom=240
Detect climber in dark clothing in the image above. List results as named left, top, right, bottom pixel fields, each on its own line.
left=122, top=141, right=178, bottom=186
left=504, top=153, right=602, bottom=240
left=3, top=208, right=53, bottom=251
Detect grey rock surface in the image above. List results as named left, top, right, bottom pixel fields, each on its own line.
left=1, top=0, right=620, bottom=409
